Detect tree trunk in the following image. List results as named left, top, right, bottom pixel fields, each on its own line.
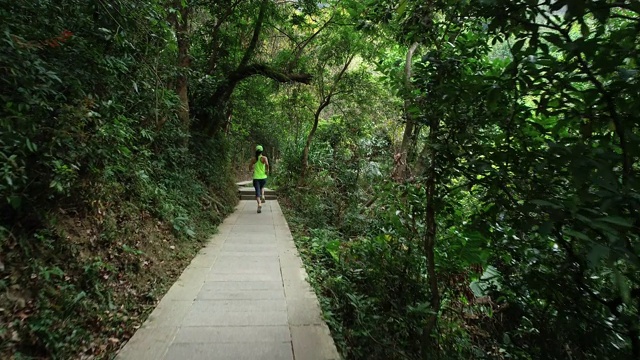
left=301, top=98, right=329, bottom=179
left=393, top=42, right=420, bottom=181
left=414, top=127, right=432, bottom=177
left=422, top=117, right=440, bottom=357
left=173, top=0, right=190, bottom=135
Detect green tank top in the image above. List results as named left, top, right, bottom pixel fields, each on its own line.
left=253, top=156, right=267, bottom=179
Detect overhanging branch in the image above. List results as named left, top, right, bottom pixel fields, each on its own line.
left=212, top=63, right=312, bottom=107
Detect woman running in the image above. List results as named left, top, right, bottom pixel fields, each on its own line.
left=250, top=145, right=269, bottom=213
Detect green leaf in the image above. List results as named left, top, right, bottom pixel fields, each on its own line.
left=596, top=216, right=633, bottom=228
left=613, top=269, right=631, bottom=305
left=587, top=244, right=609, bottom=269
left=26, top=138, right=37, bottom=152
left=511, top=39, right=526, bottom=54
left=72, top=291, right=87, bottom=304
left=397, top=0, right=408, bottom=16
left=564, top=229, right=590, bottom=241
left=325, top=240, right=340, bottom=262
left=7, top=196, right=21, bottom=209
left=530, top=199, right=562, bottom=209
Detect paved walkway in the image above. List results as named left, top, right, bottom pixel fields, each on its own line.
left=116, top=200, right=340, bottom=360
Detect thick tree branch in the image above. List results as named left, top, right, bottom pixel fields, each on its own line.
left=238, top=0, right=268, bottom=70
left=212, top=63, right=312, bottom=103
left=232, top=63, right=312, bottom=84
left=393, top=42, right=420, bottom=181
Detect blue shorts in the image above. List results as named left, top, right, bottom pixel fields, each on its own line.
left=253, top=178, right=267, bottom=197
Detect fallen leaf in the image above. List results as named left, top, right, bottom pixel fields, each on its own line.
left=16, top=311, right=30, bottom=320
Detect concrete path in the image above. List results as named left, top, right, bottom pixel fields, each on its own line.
left=116, top=200, right=340, bottom=360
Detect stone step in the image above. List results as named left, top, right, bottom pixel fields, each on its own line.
left=240, top=195, right=277, bottom=201
left=239, top=187, right=276, bottom=192
left=238, top=191, right=277, bottom=196
left=237, top=184, right=277, bottom=201
left=238, top=187, right=276, bottom=194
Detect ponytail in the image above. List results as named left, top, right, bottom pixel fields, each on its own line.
left=255, top=149, right=263, bottom=161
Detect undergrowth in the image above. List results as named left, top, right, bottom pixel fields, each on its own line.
left=275, top=117, right=629, bottom=360
left=0, top=125, right=237, bottom=359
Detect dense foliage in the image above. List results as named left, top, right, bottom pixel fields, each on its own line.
left=0, top=1, right=238, bottom=358
left=277, top=0, right=640, bottom=359
left=1, top=0, right=638, bottom=359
